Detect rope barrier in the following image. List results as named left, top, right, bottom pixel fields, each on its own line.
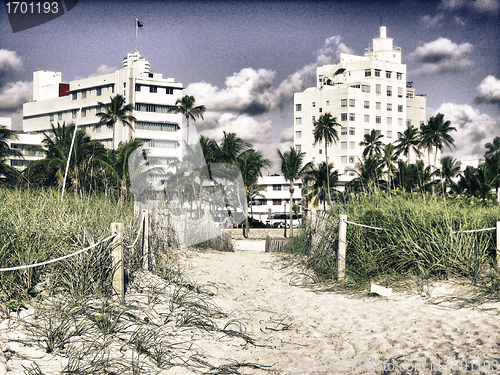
left=452, top=227, right=496, bottom=234
left=125, top=211, right=146, bottom=249
left=0, top=233, right=118, bottom=272
left=343, top=219, right=385, bottom=231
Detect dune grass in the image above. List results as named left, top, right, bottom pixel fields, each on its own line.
left=285, top=193, right=500, bottom=295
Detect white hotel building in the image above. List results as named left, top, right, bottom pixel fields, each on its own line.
left=22, top=52, right=184, bottom=165
left=294, top=27, right=427, bottom=184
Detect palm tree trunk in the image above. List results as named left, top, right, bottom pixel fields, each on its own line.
left=289, top=183, right=294, bottom=238
left=325, top=139, right=331, bottom=204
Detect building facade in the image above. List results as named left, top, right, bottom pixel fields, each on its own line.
left=23, top=52, right=184, bottom=166
left=294, top=27, right=427, bottom=183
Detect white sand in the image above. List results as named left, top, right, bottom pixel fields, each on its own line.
left=1, top=240, right=500, bottom=374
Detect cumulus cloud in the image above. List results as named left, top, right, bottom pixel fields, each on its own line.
left=90, top=65, right=117, bottom=77
left=0, top=81, right=32, bottom=111
left=409, top=38, right=473, bottom=74
left=0, top=50, right=23, bottom=82
left=441, top=0, right=500, bottom=16
left=434, top=103, right=500, bottom=160
left=420, top=13, right=446, bottom=28
left=475, top=75, right=500, bottom=106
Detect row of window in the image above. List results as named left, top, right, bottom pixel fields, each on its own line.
left=135, top=121, right=179, bottom=132
left=48, top=106, right=102, bottom=122
left=270, top=184, right=302, bottom=191
left=142, top=139, right=179, bottom=148
left=71, top=85, right=114, bottom=100
left=135, top=103, right=172, bottom=113
left=135, top=84, right=175, bottom=95
left=365, top=69, right=403, bottom=80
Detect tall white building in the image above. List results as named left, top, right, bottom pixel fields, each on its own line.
left=294, top=27, right=427, bottom=183
left=23, top=52, right=184, bottom=166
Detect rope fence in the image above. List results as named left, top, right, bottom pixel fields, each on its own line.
left=333, top=214, right=500, bottom=282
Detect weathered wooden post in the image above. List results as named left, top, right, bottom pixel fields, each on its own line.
left=142, top=210, right=149, bottom=270
left=496, top=221, right=500, bottom=269
left=111, top=223, right=124, bottom=297
left=337, top=214, right=347, bottom=282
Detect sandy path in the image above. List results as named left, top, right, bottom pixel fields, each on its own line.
left=182, top=241, right=500, bottom=374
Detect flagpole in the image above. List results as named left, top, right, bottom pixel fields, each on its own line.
left=135, top=18, right=138, bottom=52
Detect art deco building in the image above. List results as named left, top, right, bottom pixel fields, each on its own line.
left=294, top=27, right=427, bottom=183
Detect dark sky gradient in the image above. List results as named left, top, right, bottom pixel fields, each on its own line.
left=1, top=0, right=499, bottom=167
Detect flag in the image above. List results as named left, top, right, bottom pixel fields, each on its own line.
left=137, top=20, right=144, bottom=28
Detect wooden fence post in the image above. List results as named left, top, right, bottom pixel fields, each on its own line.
left=337, top=214, right=347, bottom=282
left=142, top=210, right=149, bottom=270
left=111, top=223, right=124, bottom=297
left=497, top=221, right=500, bottom=269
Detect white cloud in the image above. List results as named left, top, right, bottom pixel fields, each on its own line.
left=90, top=65, right=117, bottom=77
left=434, top=103, right=500, bottom=160
left=420, top=13, right=446, bottom=28
left=475, top=75, right=500, bottom=106
left=409, top=38, right=473, bottom=74
left=0, top=81, right=32, bottom=111
left=0, top=50, right=22, bottom=78
left=441, top=0, right=500, bottom=15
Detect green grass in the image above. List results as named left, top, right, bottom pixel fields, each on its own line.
left=285, top=193, right=500, bottom=296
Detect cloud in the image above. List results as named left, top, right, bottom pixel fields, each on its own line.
left=441, top=0, right=500, bottom=16
left=0, top=81, right=32, bottom=111
left=409, top=38, right=473, bottom=74
left=90, top=65, right=117, bottom=77
left=420, top=13, right=446, bottom=28
left=434, top=103, right=500, bottom=160
left=475, top=75, right=500, bottom=106
left=0, top=50, right=22, bottom=81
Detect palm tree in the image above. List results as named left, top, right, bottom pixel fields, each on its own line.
left=95, top=94, right=136, bottom=149
left=484, top=137, right=500, bottom=203
left=420, top=113, right=456, bottom=171
left=109, top=138, right=144, bottom=199
left=237, top=149, right=271, bottom=237
left=380, top=143, right=398, bottom=193
left=457, top=164, right=493, bottom=201
left=438, top=156, right=461, bottom=196
left=313, top=113, right=340, bottom=204
left=302, top=162, right=338, bottom=211
left=0, top=125, right=22, bottom=182
left=277, top=147, right=312, bottom=237
left=347, top=155, right=384, bottom=192
left=395, top=125, right=422, bottom=162
left=169, top=95, right=206, bottom=145
left=359, top=129, right=384, bottom=158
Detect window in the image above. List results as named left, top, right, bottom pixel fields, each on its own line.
left=135, top=84, right=141, bottom=92
left=150, top=86, right=157, bottom=93
left=364, top=129, right=370, bottom=135
left=135, top=122, right=179, bottom=132
left=49, top=113, right=54, bottom=121
left=296, top=145, right=301, bottom=152
left=57, top=112, right=62, bottom=120
left=295, top=118, right=302, bottom=125
left=273, top=199, right=282, bottom=206
left=387, top=103, right=392, bottom=111
left=349, top=99, right=355, bottom=107
left=319, top=149, right=322, bottom=154
left=387, top=131, right=392, bottom=138
left=407, top=106, right=412, bottom=114
left=341, top=99, right=347, bottom=107
left=349, top=113, right=355, bottom=121
left=349, top=127, right=355, bottom=135
left=364, top=115, right=370, bottom=122
left=95, top=105, right=101, bottom=114
left=398, top=118, right=403, bottom=126
left=319, top=108, right=322, bottom=113
left=95, top=126, right=101, bottom=133
left=97, top=87, right=102, bottom=96
left=376, top=102, right=381, bottom=110
left=386, top=71, right=392, bottom=79
left=365, top=69, right=371, bottom=77
left=341, top=141, right=347, bottom=149
left=398, top=87, right=403, bottom=98
left=312, top=102, right=316, bottom=107
left=376, top=116, right=381, bottom=124
left=341, top=127, right=347, bottom=135
left=72, top=92, right=77, bottom=100
left=362, top=84, right=371, bottom=93
left=398, top=105, right=403, bottom=113
left=364, top=101, right=370, bottom=109
left=387, top=117, right=392, bottom=125
left=81, top=108, right=86, bottom=117
left=349, top=156, right=355, bottom=163
left=72, top=109, right=77, bottom=119
left=420, top=108, right=425, bottom=116
left=349, top=141, right=355, bottom=149
left=407, top=120, right=412, bottom=127
left=341, top=156, right=347, bottom=163
left=375, top=69, right=381, bottom=77
left=387, top=86, right=392, bottom=97
left=295, top=131, right=302, bottom=139
left=326, top=101, right=329, bottom=106
left=312, top=116, right=315, bottom=121
left=376, top=130, right=381, bottom=137
left=376, top=84, right=381, bottom=94
left=397, top=72, right=403, bottom=80
left=135, top=103, right=172, bottom=113
left=406, top=91, right=414, bottom=99
left=81, top=90, right=86, bottom=99
left=273, top=185, right=282, bottom=191
left=341, top=113, right=347, bottom=121
left=145, top=140, right=179, bottom=148
left=295, top=104, right=302, bottom=111
left=166, top=87, right=174, bottom=95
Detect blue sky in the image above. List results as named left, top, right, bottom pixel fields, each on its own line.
left=1, top=0, right=499, bottom=171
